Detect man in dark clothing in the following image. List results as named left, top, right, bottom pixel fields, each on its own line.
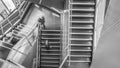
left=38, top=16, right=45, bottom=29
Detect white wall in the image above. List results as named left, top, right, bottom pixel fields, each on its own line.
left=94, top=0, right=106, bottom=50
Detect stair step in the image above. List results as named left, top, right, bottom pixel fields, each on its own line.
left=42, top=30, right=61, bottom=32
left=70, top=2, right=95, bottom=5
left=42, top=34, right=61, bottom=36
left=71, top=49, right=92, bottom=52
left=70, top=55, right=91, bottom=57
left=41, top=53, right=61, bottom=55
left=41, top=57, right=60, bottom=59
left=41, top=46, right=60, bottom=48
left=41, top=41, right=60, bottom=44
left=70, top=14, right=94, bottom=17
left=41, top=50, right=60, bottom=53
left=41, top=45, right=61, bottom=47
left=41, top=49, right=60, bottom=51
left=70, top=38, right=92, bottom=41
left=70, top=32, right=93, bottom=35
left=70, top=20, right=94, bottom=23
left=41, top=47, right=60, bottom=50
left=70, top=44, right=92, bottom=46
left=70, top=8, right=95, bottom=11
left=41, top=38, right=61, bottom=39
left=67, top=60, right=91, bottom=63
left=41, top=61, right=59, bottom=63
left=40, top=65, right=59, bottom=67
left=70, top=27, right=93, bottom=29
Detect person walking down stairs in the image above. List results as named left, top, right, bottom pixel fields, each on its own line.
left=38, top=16, right=46, bottom=29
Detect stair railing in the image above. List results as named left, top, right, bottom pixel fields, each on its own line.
left=59, top=4, right=70, bottom=67
left=36, top=22, right=43, bottom=68
left=35, top=18, right=46, bottom=68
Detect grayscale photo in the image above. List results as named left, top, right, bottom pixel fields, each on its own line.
left=0, top=0, right=118, bottom=68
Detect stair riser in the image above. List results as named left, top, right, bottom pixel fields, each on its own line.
left=41, top=51, right=60, bottom=54
left=41, top=36, right=61, bottom=38
left=71, top=47, right=91, bottom=50
left=41, top=47, right=60, bottom=49
left=41, top=62, right=59, bottom=65
left=70, top=57, right=90, bottom=61
left=41, top=59, right=60, bottom=61
left=71, top=52, right=91, bottom=55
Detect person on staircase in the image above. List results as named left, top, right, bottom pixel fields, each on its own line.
left=38, top=16, right=46, bottom=29
left=44, top=40, right=50, bottom=50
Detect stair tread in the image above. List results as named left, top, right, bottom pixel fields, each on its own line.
left=42, top=30, right=61, bottom=32
left=42, top=38, right=61, bottom=39
left=70, top=32, right=93, bottom=35
left=70, top=27, right=93, bottom=29
left=71, top=8, right=95, bottom=11
left=70, top=20, right=94, bottom=23
left=41, top=57, right=60, bottom=59
left=67, top=60, right=91, bottom=63
left=71, top=49, right=92, bottom=51
left=41, top=49, right=60, bottom=51
left=41, top=61, right=59, bottom=63
left=70, top=2, right=95, bottom=5
left=41, top=46, right=60, bottom=48
left=41, top=42, right=60, bottom=44
left=70, top=14, right=94, bottom=17
left=40, top=65, right=59, bottom=67
left=70, top=44, right=92, bottom=46
left=42, top=34, right=61, bottom=35
left=41, top=53, right=61, bottom=55
left=70, top=38, right=92, bottom=40
left=70, top=55, right=91, bottom=57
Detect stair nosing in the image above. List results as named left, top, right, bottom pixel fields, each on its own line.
left=71, top=8, right=95, bottom=11
left=70, top=55, right=91, bottom=57
left=41, top=53, right=61, bottom=55
left=70, top=21, right=94, bottom=23
left=70, top=27, right=93, bottom=29
left=70, top=2, right=95, bottom=5
left=42, top=34, right=61, bottom=35
left=70, top=38, right=92, bottom=41
left=42, top=38, right=61, bottom=39
left=70, top=33, right=93, bottom=35
left=41, top=46, right=60, bottom=48
left=70, top=15, right=94, bottom=17
left=41, top=42, right=61, bottom=43
left=42, top=30, right=61, bottom=31
left=67, top=60, right=91, bottom=63
left=71, top=49, right=92, bottom=52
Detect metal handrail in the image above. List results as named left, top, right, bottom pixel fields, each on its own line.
left=0, top=1, right=31, bottom=38
left=59, top=54, right=69, bottom=68
left=35, top=23, right=43, bottom=68
left=59, top=8, right=70, bottom=68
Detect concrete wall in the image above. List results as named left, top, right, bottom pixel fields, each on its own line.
left=91, top=0, right=120, bottom=68
left=94, top=0, right=106, bottom=50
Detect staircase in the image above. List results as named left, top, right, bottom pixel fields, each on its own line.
left=40, top=29, right=62, bottom=68
left=68, top=0, right=95, bottom=65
